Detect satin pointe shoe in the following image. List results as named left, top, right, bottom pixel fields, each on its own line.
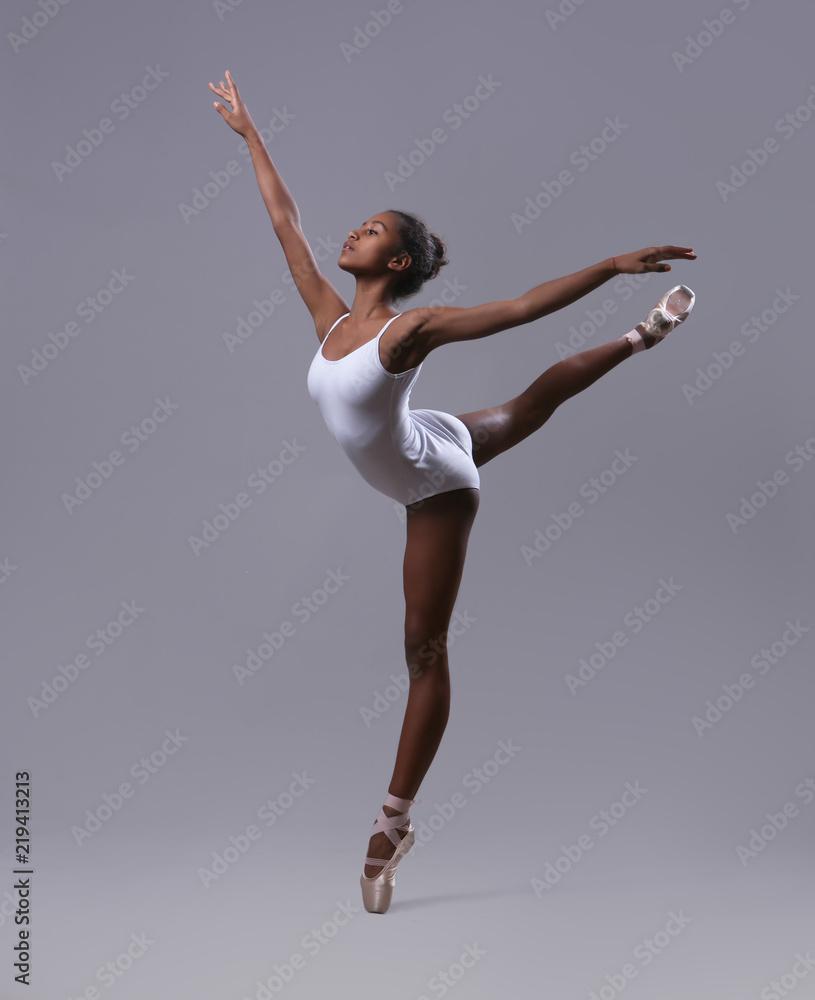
left=624, top=284, right=696, bottom=351
left=360, top=793, right=421, bottom=914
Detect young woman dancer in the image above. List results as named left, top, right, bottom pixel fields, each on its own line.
left=209, top=70, right=697, bottom=914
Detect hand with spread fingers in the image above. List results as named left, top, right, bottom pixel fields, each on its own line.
left=209, top=69, right=256, bottom=137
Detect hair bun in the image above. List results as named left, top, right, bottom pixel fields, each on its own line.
left=429, top=235, right=449, bottom=279
left=386, top=209, right=450, bottom=303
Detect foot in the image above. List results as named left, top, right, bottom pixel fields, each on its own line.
left=624, top=284, right=696, bottom=352
left=364, top=804, right=410, bottom=879
left=642, top=284, right=695, bottom=347
left=634, top=321, right=657, bottom=349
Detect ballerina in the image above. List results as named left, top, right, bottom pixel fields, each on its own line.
left=209, top=70, right=697, bottom=913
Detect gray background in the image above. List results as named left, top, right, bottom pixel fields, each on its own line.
left=2, top=0, right=814, bottom=997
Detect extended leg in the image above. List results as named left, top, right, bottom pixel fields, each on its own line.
left=456, top=330, right=638, bottom=469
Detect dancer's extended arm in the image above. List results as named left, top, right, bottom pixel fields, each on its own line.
left=417, top=245, right=696, bottom=351
left=209, top=71, right=346, bottom=331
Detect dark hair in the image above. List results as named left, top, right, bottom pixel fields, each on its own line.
left=386, top=209, right=449, bottom=304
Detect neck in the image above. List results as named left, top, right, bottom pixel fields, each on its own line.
left=348, top=276, right=399, bottom=322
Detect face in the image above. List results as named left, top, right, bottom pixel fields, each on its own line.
left=338, top=212, right=409, bottom=278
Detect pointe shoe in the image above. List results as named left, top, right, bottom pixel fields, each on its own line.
left=360, top=793, right=421, bottom=914
left=624, top=284, right=696, bottom=351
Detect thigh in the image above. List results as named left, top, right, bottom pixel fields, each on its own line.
left=456, top=397, right=558, bottom=469
left=403, top=488, right=479, bottom=642
left=454, top=401, right=533, bottom=469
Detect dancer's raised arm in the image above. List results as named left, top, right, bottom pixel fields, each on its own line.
left=209, top=70, right=345, bottom=332
left=417, top=245, right=696, bottom=352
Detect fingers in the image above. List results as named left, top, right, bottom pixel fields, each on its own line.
left=208, top=72, right=240, bottom=103
left=660, top=245, right=697, bottom=258
left=636, top=245, right=695, bottom=272
left=226, top=69, right=240, bottom=99
left=208, top=81, right=231, bottom=103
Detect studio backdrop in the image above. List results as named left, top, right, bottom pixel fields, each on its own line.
left=2, top=1, right=813, bottom=998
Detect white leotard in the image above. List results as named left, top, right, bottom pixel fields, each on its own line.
left=307, top=312, right=480, bottom=506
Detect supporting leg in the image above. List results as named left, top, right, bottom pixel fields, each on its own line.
left=363, top=487, right=479, bottom=878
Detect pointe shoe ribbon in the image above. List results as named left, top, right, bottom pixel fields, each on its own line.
left=361, top=794, right=422, bottom=914
left=364, top=793, right=422, bottom=866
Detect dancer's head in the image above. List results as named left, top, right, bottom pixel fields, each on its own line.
left=338, top=209, right=448, bottom=304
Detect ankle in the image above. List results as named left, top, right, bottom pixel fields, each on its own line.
left=383, top=791, right=418, bottom=813
left=621, top=324, right=650, bottom=353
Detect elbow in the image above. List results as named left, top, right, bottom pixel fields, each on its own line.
left=512, top=295, right=532, bottom=326
left=272, top=212, right=300, bottom=235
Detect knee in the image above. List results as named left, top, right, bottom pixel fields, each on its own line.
left=404, top=626, right=449, bottom=681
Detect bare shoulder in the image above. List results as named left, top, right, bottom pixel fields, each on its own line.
left=378, top=308, right=433, bottom=374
